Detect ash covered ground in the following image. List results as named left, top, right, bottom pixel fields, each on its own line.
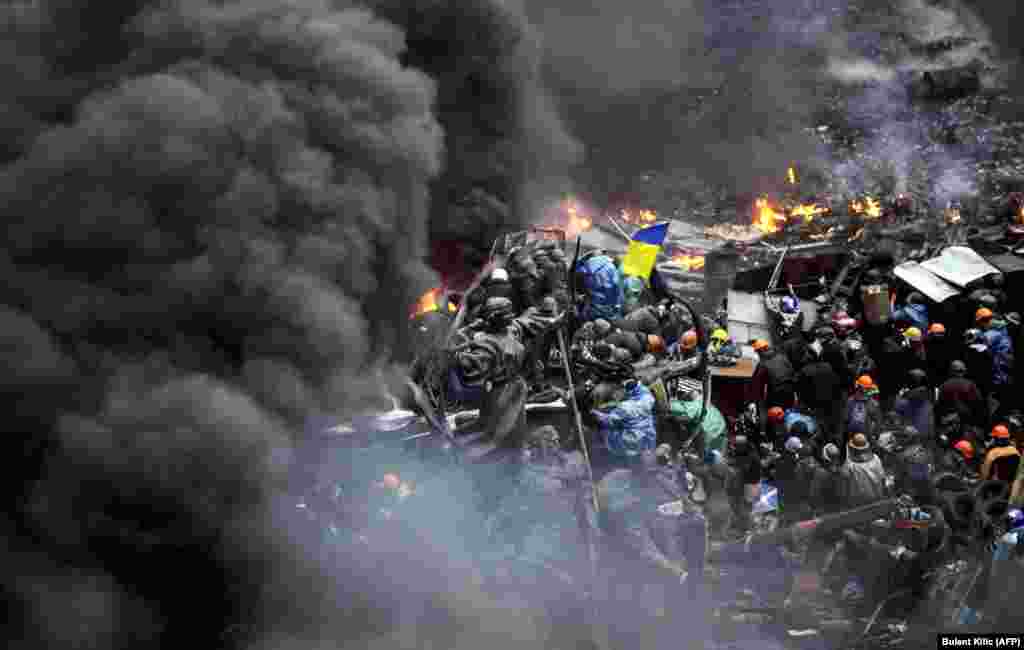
left=1, top=1, right=1022, bottom=650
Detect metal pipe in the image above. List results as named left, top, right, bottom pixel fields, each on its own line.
left=556, top=326, right=599, bottom=515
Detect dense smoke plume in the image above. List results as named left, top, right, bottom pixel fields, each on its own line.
left=0, top=0, right=578, bottom=647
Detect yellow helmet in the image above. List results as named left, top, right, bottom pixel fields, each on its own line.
left=710, top=328, right=729, bottom=343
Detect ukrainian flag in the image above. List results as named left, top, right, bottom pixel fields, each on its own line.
left=621, top=222, right=670, bottom=280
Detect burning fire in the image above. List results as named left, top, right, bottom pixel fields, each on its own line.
left=753, top=197, right=787, bottom=234
left=787, top=167, right=797, bottom=185
left=790, top=203, right=828, bottom=223
left=565, top=200, right=592, bottom=237
left=410, top=287, right=456, bottom=319
left=850, top=196, right=882, bottom=219
left=620, top=209, right=658, bottom=225
left=1017, top=206, right=1024, bottom=225
left=671, top=254, right=705, bottom=272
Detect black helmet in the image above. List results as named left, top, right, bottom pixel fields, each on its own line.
left=907, top=292, right=925, bottom=305
left=989, top=274, right=1004, bottom=288
left=480, top=296, right=515, bottom=326
left=979, top=294, right=999, bottom=309
left=950, top=360, right=967, bottom=376
left=907, top=368, right=928, bottom=387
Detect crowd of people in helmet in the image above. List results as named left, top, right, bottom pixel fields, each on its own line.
left=428, top=240, right=1024, bottom=637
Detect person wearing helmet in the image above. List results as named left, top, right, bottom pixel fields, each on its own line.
left=981, top=425, right=1020, bottom=482
left=838, top=433, right=888, bottom=509
left=964, top=327, right=995, bottom=403
left=450, top=296, right=529, bottom=446
left=939, top=438, right=978, bottom=477
left=517, top=294, right=565, bottom=389
left=846, top=375, right=883, bottom=445
left=750, top=339, right=798, bottom=438
left=590, top=379, right=657, bottom=467
left=678, top=329, right=699, bottom=359
left=781, top=294, right=800, bottom=315
left=922, top=322, right=949, bottom=384
left=977, top=307, right=1015, bottom=418
left=938, top=360, right=986, bottom=429
left=796, top=337, right=844, bottom=441
left=894, top=368, right=935, bottom=441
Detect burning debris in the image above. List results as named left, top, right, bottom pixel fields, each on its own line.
left=620, top=208, right=659, bottom=225
left=410, top=288, right=457, bottom=319
left=851, top=196, right=883, bottom=219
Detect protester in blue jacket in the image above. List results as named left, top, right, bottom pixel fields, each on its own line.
left=591, top=380, right=657, bottom=464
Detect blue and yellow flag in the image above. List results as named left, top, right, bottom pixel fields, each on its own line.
left=621, top=222, right=669, bottom=280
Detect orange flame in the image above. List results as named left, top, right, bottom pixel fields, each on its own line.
left=671, top=254, right=705, bottom=272
left=753, top=197, right=786, bottom=234
left=410, top=288, right=455, bottom=319
left=1017, top=206, right=1024, bottom=225
left=565, top=200, right=593, bottom=237
left=790, top=203, right=828, bottom=223
left=787, top=167, right=797, bottom=185
left=850, top=196, right=881, bottom=219
left=620, top=209, right=658, bottom=225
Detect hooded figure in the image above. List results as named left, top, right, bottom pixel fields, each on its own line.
left=981, top=425, right=1020, bottom=482
left=750, top=341, right=797, bottom=414
left=591, top=380, right=657, bottom=465
left=892, top=293, right=929, bottom=332
left=883, top=425, right=935, bottom=504
left=796, top=342, right=843, bottom=437
left=894, top=368, right=935, bottom=442
left=838, top=434, right=888, bottom=509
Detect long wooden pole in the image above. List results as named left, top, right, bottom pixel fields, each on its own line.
left=556, top=326, right=599, bottom=514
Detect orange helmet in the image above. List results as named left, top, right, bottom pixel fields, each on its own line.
left=681, top=330, right=698, bottom=351
left=647, top=334, right=667, bottom=355
left=992, top=425, right=1010, bottom=439
left=767, top=406, right=785, bottom=422
left=752, top=339, right=770, bottom=352
left=976, top=308, right=994, bottom=322
left=856, top=375, right=875, bottom=389
left=953, top=439, right=974, bottom=460
left=928, top=323, right=946, bottom=335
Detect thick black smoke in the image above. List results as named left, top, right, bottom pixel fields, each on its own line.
left=0, top=0, right=579, bottom=647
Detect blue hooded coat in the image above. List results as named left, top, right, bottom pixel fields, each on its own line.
left=592, top=382, right=657, bottom=461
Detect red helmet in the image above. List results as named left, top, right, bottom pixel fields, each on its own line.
left=767, top=406, right=785, bottom=423
left=953, top=439, right=974, bottom=460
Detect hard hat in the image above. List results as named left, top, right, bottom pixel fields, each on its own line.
left=856, top=375, right=875, bottom=389
left=928, top=323, right=946, bottom=335
left=593, top=319, right=612, bottom=337
left=647, top=334, right=667, bottom=355
left=781, top=295, right=799, bottom=314
left=381, top=473, right=401, bottom=490
left=992, top=425, right=1011, bottom=439
left=953, top=439, right=974, bottom=460
left=849, top=433, right=869, bottom=450
left=907, top=292, right=925, bottom=305
left=711, top=328, right=729, bottom=342
left=979, top=294, right=998, bottom=309
left=785, top=436, right=803, bottom=452
left=681, top=330, right=698, bottom=350
left=976, top=308, right=993, bottom=322
left=752, top=339, right=770, bottom=352
left=907, top=368, right=928, bottom=387
left=767, top=406, right=785, bottom=422
left=950, top=360, right=967, bottom=376
left=1007, top=508, right=1024, bottom=531
left=489, top=267, right=509, bottom=283
left=903, top=327, right=922, bottom=342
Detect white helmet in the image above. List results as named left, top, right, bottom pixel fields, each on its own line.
left=490, top=267, right=509, bottom=283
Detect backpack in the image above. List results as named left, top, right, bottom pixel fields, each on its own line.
left=576, top=254, right=624, bottom=322
left=847, top=398, right=868, bottom=435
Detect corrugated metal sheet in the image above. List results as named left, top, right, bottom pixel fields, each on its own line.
left=919, top=246, right=1001, bottom=288
left=893, top=261, right=961, bottom=303
left=727, top=290, right=773, bottom=345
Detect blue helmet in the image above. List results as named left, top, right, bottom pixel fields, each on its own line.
left=781, top=295, right=799, bottom=314
left=1008, top=508, right=1024, bottom=531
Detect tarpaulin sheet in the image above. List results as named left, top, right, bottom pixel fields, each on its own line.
left=893, top=261, right=961, bottom=303
left=919, top=246, right=1001, bottom=288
